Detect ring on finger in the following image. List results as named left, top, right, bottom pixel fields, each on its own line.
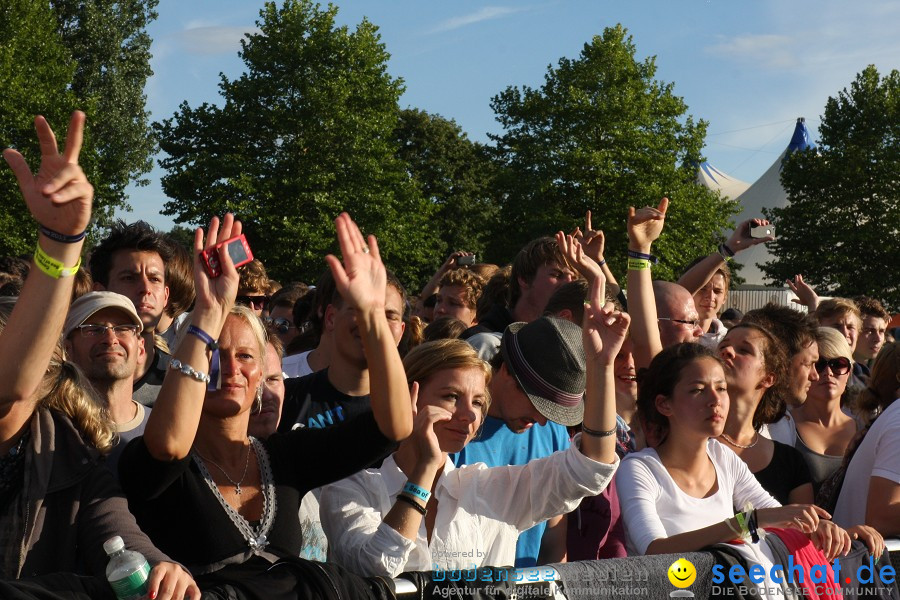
left=363, top=247, right=370, bottom=254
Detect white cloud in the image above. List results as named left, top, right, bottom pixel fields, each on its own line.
left=706, top=34, right=797, bottom=69
left=429, top=6, right=524, bottom=34
left=173, top=26, right=261, bottom=56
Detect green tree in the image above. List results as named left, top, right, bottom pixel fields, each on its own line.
left=0, top=0, right=79, bottom=256
left=763, top=66, right=900, bottom=310
left=156, top=0, right=439, bottom=287
left=0, top=0, right=157, bottom=256
left=52, top=0, right=159, bottom=221
left=395, top=108, right=498, bottom=261
left=488, top=25, right=736, bottom=280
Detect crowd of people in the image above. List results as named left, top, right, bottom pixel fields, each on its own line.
left=1, top=111, right=898, bottom=599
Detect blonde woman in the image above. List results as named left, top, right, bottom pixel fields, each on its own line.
left=792, top=328, right=858, bottom=494
left=320, top=278, right=626, bottom=577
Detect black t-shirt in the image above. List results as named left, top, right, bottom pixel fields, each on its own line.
left=753, top=440, right=813, bottom=505
left=278, top=369, right=371, bottom=434
left=118, top=411, right=394, bottom=573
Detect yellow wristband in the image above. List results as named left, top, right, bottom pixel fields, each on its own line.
left=34, top=242, right=81, bottom=279
left=627, top=258, right=651, bottom=270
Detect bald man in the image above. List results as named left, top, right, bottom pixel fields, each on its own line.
left=653, top=281, right=703, bottom=347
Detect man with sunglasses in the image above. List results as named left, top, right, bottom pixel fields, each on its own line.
left=236, top=259, right=271, bottom=316
left=653, top=281, right=703, bottom=347
left=63, top=291, right=151, bottom=476
left=89, top=220, right=174, bottom=407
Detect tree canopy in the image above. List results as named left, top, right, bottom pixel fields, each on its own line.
left=487, top=25, right=736, bottom=281
left=156, top=0, right=440, bottom=287
left=0, top=0, right=158, bottom=256
left=763, top=65, right=900, bottom=310
left=394, top=108, right=497, bottom=263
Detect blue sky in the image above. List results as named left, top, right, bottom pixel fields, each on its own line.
left=122, top=0, right=900, bottom=230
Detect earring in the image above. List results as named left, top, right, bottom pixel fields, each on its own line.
left=255, top=385, right=263, bottom=415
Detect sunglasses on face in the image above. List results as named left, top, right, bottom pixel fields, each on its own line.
left=237, top=295, right=270, bottom=309
left=263, top=316, right=295, bottom=335
left=75, top=323, right=140, bottom=339
left=814, top=357, right=851, bottom=376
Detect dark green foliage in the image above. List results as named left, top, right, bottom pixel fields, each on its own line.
left=156, top=0, right=440, bottom=288
left=764, top=65, right=900, bottom=310
left=487, top=25, right=736, bottom=279
left=0, top=0, right=158, bottom=256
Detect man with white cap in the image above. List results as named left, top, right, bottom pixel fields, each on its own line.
left=452, top=315, right=586, bottom=567
left=64, top=291, right=150, bottom=475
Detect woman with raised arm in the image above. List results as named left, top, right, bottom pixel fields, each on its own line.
left=0, top=112, right=198, bottom=599
left=118, top=212, right=413, bottom=587
left=320, top=277, right=625, bottom=577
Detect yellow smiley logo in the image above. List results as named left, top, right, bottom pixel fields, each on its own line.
left=667, top=557, right=697, bottom=588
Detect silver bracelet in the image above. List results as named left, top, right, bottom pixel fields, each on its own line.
left=168, top=358, right=211, bottom=384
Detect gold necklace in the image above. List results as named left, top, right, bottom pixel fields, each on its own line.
left=720, top=432, right=759, bottom=449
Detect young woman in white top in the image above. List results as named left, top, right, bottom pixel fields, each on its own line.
left=617, top=342, right=851, bottom=563
left=320, top=278, right=626, bottom=577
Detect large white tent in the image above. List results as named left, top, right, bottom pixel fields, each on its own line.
left=697, top=118, right=815, bottom=286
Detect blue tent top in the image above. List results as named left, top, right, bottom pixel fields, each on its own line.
left=787, top=117, right=815, bottom=153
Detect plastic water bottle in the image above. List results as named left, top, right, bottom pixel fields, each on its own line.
left=104, top=536, right=151, bottom=600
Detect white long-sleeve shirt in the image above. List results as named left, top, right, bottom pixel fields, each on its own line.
left=320, top=437, right=617, bottom=577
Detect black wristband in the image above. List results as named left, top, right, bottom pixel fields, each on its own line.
left=39, top=225, right=86, bottom=244
left=396, top=493, right=427, bottom=516
left=581, top=424, right=617, bottom=438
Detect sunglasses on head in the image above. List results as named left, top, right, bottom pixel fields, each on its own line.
left=237, top=295, right=270, bottom=309
left=263, top=316, right=294, bottom=335
left=814, top=357, right=851, bottom=376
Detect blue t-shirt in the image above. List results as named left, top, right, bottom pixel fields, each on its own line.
left=451, top=416, right=571, bottom=567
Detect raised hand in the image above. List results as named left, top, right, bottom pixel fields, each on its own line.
left=572, top=210, right=606, bottom=265
left=786, top=274, right=819, bottom=309
left=725, top=218, right=774, bottom=253
left=3, top=111, right=92, bottom=235
left=325, top=213, right=386, bottom=314
left=410, top=403, right=451, bottom=473
left=627, top=197, right=668, bottom=252
left=583, top=277, right=630, bottom=365
left=192, top=214, right=241, bottom=324
left=556, top=231, right=602, bottom=283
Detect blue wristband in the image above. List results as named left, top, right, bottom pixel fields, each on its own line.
left=626, top=249, right=659, bottom=264
left=187, top=325, right=220, bottom=391
left=402, top=481, right=431, bottom=503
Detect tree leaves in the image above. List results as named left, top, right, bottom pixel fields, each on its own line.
left=764, top=66, right=900, bottom=310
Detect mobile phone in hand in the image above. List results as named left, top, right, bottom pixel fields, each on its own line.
left=750, top=225, right=775, bottom=239
left=201, top=234, right=254, bottom=278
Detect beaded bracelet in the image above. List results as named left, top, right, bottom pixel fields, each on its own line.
left=39, top=225, right=86, bottom=244
left=402, top=481, right=432, bottom=503
left=187, top=325, right=220, bottom=391
left=396, top=494, right=427, bottom=516
left=33, top=242, right=81, bottom=279
left=168, top=358, right=211, bottom=384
